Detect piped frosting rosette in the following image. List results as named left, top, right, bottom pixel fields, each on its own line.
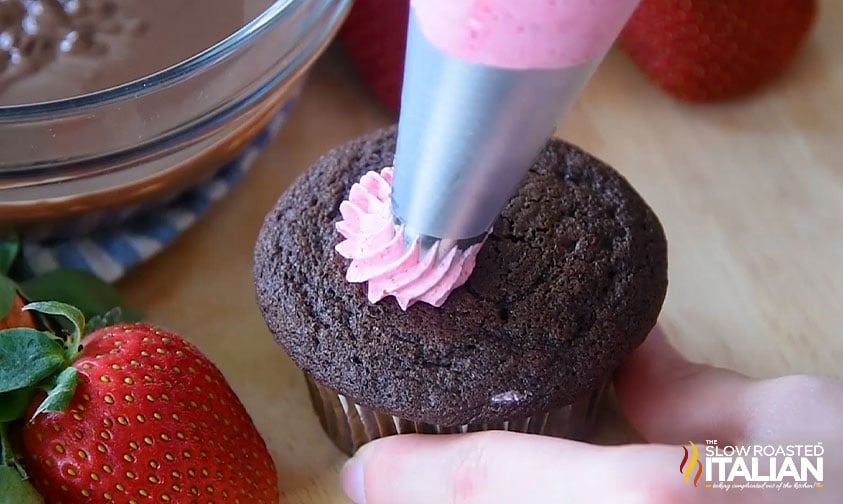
left=335, top=167, right=483, bottom=310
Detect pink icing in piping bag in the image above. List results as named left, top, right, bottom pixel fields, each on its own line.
left=337, top=0, right=640, bottom=310
left=411, top=0, right=639, bottom=69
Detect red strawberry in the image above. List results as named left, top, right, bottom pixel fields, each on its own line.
left=1, top=302, right=278, bottom=503
left=0, top=293, right=35, bottom=330
left=338, top=0, right=409, bottom=113
left=619, top=0, right=817, bottom=101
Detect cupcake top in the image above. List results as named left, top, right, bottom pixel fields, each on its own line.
left=254, top=127, right=668, bottom=426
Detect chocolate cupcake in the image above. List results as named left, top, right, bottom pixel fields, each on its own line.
left=254, top=126, right=667, bottom=454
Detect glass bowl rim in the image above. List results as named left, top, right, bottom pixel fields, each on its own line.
left=0, top=0, right=308, bottom=120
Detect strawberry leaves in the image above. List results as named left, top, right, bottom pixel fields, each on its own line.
left=0, top=235, right=142, bottom=325
left=0, top=466, right=44, bottom=503
left=0, top=388, right=35, bottom=423
left=18, top=270, right=141, bottom=323
left=0, top=302, right=89, bottom=503
left=0, top=239, right=18, bottom=276
left=87, top=307, right=128, bottom=334
left=0, top=277, right=15, bottom=321
left=0, top=235, right=24, bottom=323
left=31, top=368, right=78, bottom=419
left=0, top=328, right=67, bottom=394
left=0, top=303, right=86, bottom=420
left=0, top=237, right=20, bottom=321
left=1, top=423, right=43, bottom=504
left=23, top=302, right=85, bottom=356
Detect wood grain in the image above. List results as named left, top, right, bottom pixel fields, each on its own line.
left=120, top=2, right=843, bottom=501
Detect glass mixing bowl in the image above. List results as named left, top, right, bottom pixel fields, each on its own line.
left=0, top=0, right=351, bottom=238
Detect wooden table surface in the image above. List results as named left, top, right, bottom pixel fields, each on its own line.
left=120, top=2, right=843, bottom=501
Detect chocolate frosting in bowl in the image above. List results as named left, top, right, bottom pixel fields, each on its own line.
left=0, top=0, right=273, bottom=105
left=0, top=0, right=352, bottom=239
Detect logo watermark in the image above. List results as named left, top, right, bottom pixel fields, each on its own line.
left=680, top=441, right=703, bottom=487
left=680, top=440, right=824, bottom=491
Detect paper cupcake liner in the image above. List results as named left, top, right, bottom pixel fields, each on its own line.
left=304, top=373, right=608, bottom=455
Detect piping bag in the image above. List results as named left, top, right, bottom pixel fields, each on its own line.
left=337, top=0, right=640, bottom=309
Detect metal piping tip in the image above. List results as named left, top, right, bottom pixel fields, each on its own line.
left=391, top=10, right=602, bottom=244
left=394, top=215, right=488, bottom=260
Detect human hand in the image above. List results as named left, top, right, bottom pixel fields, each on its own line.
left=339, top=326, right=843, bottom=503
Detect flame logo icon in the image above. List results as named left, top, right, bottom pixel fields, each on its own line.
left=680, top=441, right=703, bottom=486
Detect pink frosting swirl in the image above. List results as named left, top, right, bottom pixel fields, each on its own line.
left=335, top=167, right=483, bottom=310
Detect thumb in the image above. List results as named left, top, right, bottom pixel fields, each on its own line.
left=340, top=431, right=709, bottom=504
left=615, top=325, right=755, bottom=445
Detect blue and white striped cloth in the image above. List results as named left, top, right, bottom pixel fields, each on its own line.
left=19, top=106, right=291, bottom=283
